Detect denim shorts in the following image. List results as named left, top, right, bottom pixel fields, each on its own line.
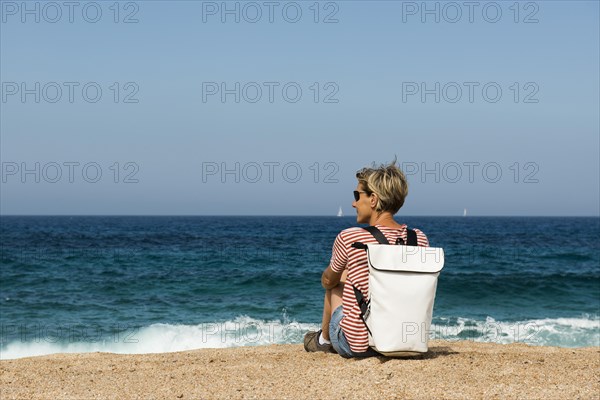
left=329, top=306, right=380, bottom=358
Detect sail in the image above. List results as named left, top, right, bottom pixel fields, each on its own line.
left=337, top=206, right=343, bottom=217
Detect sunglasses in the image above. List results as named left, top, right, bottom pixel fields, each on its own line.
left=353, top=191, right=368, bottom=201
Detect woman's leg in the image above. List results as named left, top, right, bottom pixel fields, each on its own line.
left=320, top=270, right=346, bottom=341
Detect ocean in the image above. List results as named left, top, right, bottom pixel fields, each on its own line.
left=1, top=216, right=598, bottom=359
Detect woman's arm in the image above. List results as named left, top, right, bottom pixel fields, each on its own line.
left=321, top=265, right=343, bottom=290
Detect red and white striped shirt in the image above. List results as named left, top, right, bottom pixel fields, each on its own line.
left=329, top=224, right=429, bottom=353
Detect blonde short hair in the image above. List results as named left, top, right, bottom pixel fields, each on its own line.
left=356, top=158, right=408, bottom=214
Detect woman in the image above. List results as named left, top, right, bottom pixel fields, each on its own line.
left=304, top=160, right=429, bottom=357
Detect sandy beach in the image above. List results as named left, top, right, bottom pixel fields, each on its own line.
left=1, top=341, right=598, bottom=399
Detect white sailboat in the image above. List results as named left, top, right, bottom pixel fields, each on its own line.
left=463, top=208, right=467, bottom=217
left=337, top=206, right=343, bottom=217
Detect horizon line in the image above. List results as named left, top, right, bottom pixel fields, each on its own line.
left=1, top=214, right=599, bottom=218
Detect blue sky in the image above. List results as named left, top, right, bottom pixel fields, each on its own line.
left=1, top=0, right=598, bottom=216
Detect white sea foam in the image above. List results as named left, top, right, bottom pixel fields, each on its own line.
left=430, top=315, right=600, bottom=347
left=0, top=316, right=320, bottom=360
left=1, top=315, right=598, bottom=360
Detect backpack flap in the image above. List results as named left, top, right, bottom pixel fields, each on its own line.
left=366, top=244, right=444, bottom=273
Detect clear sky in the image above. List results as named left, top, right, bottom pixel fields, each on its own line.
left=1, top=0, right=598, bottom=216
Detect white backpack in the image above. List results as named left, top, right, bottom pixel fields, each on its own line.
left=351, top=226, right=444, bottom=357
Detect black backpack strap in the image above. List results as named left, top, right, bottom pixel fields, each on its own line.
left=352, top=285, right=372, bottom=336
left=351, top=226, right=387, bottom=249
left=395, top=228, right=418, bottom=246
left=350, top=225, right=389, bottom=337
left=351, top=242, right=368, bottom=250
left=407, top=228, right=417, bottom=246
left=363, top=226, right=389, bottom=245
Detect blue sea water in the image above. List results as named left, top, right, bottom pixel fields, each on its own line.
left=0, top=216, right=598, bottom=359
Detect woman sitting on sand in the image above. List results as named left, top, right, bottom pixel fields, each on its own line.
left=304, top=160, right=429, bottom=357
